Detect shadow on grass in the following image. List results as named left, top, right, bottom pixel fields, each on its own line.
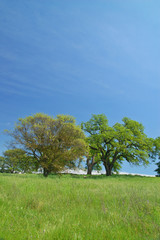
left=0, top=172, right=153, bottom=180
left=63, top=173, right=150, bottom=180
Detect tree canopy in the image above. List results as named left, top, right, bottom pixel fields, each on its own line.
left=1, top=148, right=36, bottom=173
left=0, top=156, right=5, bottom=173
left=6, top=113, right=87, bottom=176
left=153, top=137, right=160, bottom=175
left=82, top=114, right=153, bottom=175
left=2, top=112, right=157, bottom=176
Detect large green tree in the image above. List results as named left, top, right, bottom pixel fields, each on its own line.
left=2, top=148, right=36, bottom=173
left=6, top=113, right=87, bottom=177
left=82, top=114, right=153, bottom=176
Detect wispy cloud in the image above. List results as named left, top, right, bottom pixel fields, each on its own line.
left=0, top=122, right=11, bottom=126
left=92, top=79, right=125, bottom=96
left=0, top=76, right=76, bottom=98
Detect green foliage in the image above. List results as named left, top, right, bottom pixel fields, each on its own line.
left=113, top=118, right=152, bottom=166
left=2, top=148, right=36, bottom=173
left=153, top=137, right=160, bottom=174
left=82, top=114, right=151, bottom=176
left=155, top=162, right=160, bottom=175
left=0, top=156, right=5, bottom=173
left=84, top=147, right=102, bottom=174
left=7, top=113, right=87, bottom=176
left=92, top=161, right=102, bottom=171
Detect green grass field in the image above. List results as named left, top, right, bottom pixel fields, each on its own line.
left=0, top=173, right=160, bottom=240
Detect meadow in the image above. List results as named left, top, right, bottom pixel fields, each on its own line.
left=0, top=173, right=160, bottom=240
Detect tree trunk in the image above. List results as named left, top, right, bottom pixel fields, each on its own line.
left=87, top=164, right=93, bottom=175
left=86, top=156, right=96, bottom=175
left=105, top=167, right=112, bottom=176
left=43, top=167, right=50, bottom=177
left=103, top=163, right=112, bottom=176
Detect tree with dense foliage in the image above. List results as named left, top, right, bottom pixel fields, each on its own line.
left=6, top=113, right=87, bottom=177
left=153, top=137, right=160, bottom=175
left=2, top=148, right=36, bottom=173
left=155, top=162, right=160, bottom=175
left=82, top=114, right=153, bottom=176
left=0, top=156, right=5, bottom=173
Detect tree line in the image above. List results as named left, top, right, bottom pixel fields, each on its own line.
left=0, top=113, right=160, bottom=177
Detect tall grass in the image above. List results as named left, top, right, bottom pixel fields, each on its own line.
left=0, top=173, right=160, bottom=240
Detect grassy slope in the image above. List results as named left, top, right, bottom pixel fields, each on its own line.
left=0, top=173, right=160, bottom=240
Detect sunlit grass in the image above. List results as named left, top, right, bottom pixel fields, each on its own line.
left=0, top=173, right=160, bottom=240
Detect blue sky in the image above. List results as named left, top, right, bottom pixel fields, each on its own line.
left=0, top=0, right=160, bottom=175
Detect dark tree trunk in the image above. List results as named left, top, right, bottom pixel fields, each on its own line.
left=43, top=167, right=50, bottom=177
left=105, top=167, right=112, bottom=176
left=86, top=156, right=96, bottom=175
left=87, top=164, right=93, bottom=175
left=103, top=162, right=112, bottom=176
